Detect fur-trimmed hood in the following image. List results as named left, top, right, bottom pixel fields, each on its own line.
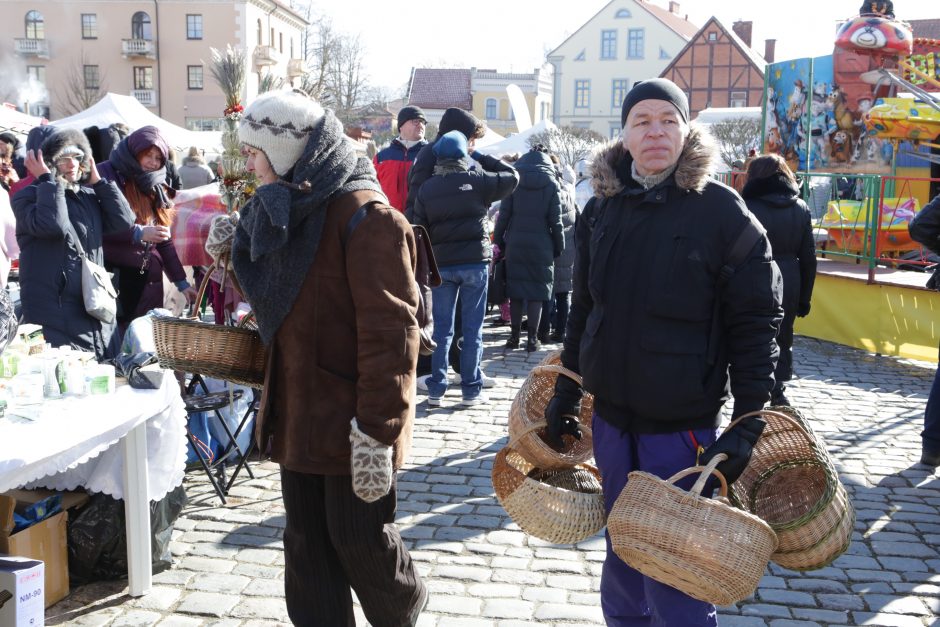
left=589, top=124, right=719, bottom=198
left=40, top=128, right=94, bottom=183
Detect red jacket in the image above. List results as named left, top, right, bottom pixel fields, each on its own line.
left=373, top=138, right=427, bottom=212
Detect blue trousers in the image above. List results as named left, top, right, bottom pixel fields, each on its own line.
left=592, top=413, right=720, bottom=627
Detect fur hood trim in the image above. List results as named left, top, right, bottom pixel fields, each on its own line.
left=41, top=128, right=94, bottom=183
left=589, top=123, right=719, bottom=198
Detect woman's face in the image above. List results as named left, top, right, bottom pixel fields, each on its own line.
left=55, top=156, right=81, bottom=182
left=245, top=146, right=278, bottom=185
left=136, top=145, right=164, bottom=172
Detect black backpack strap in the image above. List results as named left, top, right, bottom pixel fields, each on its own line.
left=706, top=219, right=766, bottom=365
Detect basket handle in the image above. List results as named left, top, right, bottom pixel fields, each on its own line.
left=507, top=420, right=593, bottom=448
left=187, top=260, right=217, bottom=320
left=530, top=364, right=583, bottom=387
left=666, top=453, right=729, bottom=499
left=721, top=409, right=807, bottom=437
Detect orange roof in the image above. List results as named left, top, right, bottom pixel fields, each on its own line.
left=636, top=0, right=700, bottom=40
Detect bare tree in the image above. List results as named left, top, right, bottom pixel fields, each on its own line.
left=709, top=117, right=761, bottom=169
left=527, top=126, right=605, bottom=168
left=62, top=53, right=107, bottom=115
left=298, top=14, right=335, bottom=103
left=326, top=34, right=367, bottom=123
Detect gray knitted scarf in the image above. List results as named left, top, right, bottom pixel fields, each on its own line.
left=232, top=110, right=385, bottom=345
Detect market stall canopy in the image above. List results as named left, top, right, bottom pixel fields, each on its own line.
left=694, top=106, right=763, bottom=126
left=474, top=119, right=557, bottom=157
left=0, top=104, right=47, bottom=136
left=50, top=93, right=221, bottom=153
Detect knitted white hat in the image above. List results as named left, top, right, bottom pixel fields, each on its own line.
left=238, top=89, right=325, bottom=177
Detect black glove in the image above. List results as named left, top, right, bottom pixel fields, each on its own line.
left=796, top=302, right=811, bottom=317
left=698, top=417, right=766, bottom=484
left=544, top=374, right=583, bottom=449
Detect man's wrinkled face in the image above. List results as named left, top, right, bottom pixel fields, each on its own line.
left=622, top=99, right=689, bottom=177
left=399, top=118, right=426, bottom=142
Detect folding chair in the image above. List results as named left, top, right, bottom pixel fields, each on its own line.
left=183, top=373, right=258, bottom=504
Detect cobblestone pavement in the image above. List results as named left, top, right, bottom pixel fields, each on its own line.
left=46, top=328, right=940, bottom=626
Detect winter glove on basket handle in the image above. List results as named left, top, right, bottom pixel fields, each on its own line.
left=698, top=412, right=766, bottom=484
left=349, top=417, right=393, bottom=503
left=544, top=372, right=584, bottom=448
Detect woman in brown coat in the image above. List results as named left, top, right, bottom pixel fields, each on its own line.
left=230, top=89, right=427, bottom=626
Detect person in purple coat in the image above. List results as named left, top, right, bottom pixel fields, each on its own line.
left=97, top=126, right=196, bottom=328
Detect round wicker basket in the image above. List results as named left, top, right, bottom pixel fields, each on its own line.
left=508, top=363, right=594, bottom=469
left=491, top=447, right=606, bottom=545
left=152, top=262, right=266, bottom=388
left=608, top=454, right=778, bottom=606
left=730, top=408, right=853, bottom=571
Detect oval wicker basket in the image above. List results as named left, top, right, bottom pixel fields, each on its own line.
left=608, top=453, right=778, bottom=606
left=729, top=408, right=853, bottom=571
left=152, top=262, right=266, bottom=388
left=508, top=363, right=594, bottom=469
left=491, top=447, right=606, bottom=545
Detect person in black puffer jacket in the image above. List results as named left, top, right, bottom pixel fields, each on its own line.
left=493, top=146, right=564, bottom=352
left=742, top=154, right=816, bottom=407
left=412, top=131, right=518, bottom=407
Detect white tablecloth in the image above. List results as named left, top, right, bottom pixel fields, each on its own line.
left=0, top=371, right=187, bottom=501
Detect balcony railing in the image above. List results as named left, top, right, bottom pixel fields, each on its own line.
left=252, top=45, right=279, bottom=67
left=122, top=39, right=156, bottom=59
left=14, top=38, right=49, bottom=58
left=132, top=89, right=157, bottom=108
left=286, top=58, right=306, bottom=78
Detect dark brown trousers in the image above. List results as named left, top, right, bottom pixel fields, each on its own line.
left=280, top=468, right=425, bottom=626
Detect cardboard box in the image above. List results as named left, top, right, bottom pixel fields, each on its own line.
left=0, top=490, right=89, bottom=608
left=0, top=556, right=44, bottom=626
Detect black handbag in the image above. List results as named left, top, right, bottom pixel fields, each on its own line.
left=488, top=257, right=507, bottom=305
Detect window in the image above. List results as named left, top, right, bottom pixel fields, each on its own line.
left=627, top=29, right=645, bottom=58
left=615, top=8, right=632, bottom=18
left=611, top=79, right=629, bottom=108
left=132, top=12, right=152, bottom=40
left=279, top=32, right=283, bottom=53
left=186, top=14, right=203, bottom=40
left=601, top=30, right=617, bottom=60
left=26, top=65, right=45, bottom=85
left=610, top=125, right=622, bottom=139
left=83, top=65, right=99, bottom=90
left=659, top=46, right=671, bottom=60
left=707, top=32, right=718, bottom=42
left=188, top=65, right=204, bottom=90
left=485, top=98, right=497, bottom=119
left=81, top=14, right=97, bottom=39
left=290, top=38, right=294, bottom=58
left=25, top=10, right=44, bottom=39
left=186, top=117, right=222, bottom=132
left=256, top=19, right=262, bottom=44
left=730, top=91, right=747, bottom=107
left=574, top=49, right=586, bottom=62
left=270, top=27, right=274, bottom=45
left=134, top=66, right=154, bottom=90
left=574, top=80, right=590, bottom=109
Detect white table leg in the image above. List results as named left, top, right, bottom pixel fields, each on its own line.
left=122, top=421, right=152, bottom=596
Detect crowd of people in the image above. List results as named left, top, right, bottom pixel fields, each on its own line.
left=0, top=75, right=873, bottom=626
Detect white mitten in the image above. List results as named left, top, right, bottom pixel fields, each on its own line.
left=349, top=417, right=393, bottom=503
left=205, top=212, right=239, bottom=264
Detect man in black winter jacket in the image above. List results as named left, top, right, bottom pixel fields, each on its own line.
left=544, top=78, right=783, bottom=626
left=411, top=131, right=518, bottom=407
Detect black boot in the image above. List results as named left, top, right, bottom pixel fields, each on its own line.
left=505, top=332, right=520, bottom=349
left=549, top=330, right=564, bottom=343
left=526, top=337, right=541, bottom=353
left=770, top=386, right=790, bottom=407
left=921, top=447, right=940, bottom=467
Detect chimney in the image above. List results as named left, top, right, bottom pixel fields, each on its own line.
left=669, top=1, right=680, bottom=14
left=732, top=20, right=753, bottom=48
left=764, top=38, right=776, bottom=64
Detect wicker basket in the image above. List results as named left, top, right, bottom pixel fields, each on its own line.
left=608, top=453, right=778, bottom=606
left=729, top=408, right=854, bottom=571
left=491, top=447, right=606, bottom=545
left=508, top=364, right=594, bottom=469
left=152, top=262, right=266, bottom=388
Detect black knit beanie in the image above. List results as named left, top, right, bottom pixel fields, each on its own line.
left=438, top=108, right=480, bottom=139
left=620, top=78, right=690, bottom=128
left=397, top=105, right=427, bottom=131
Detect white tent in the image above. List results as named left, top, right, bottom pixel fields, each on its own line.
left=0, top=105, right=46, bottom=136
left=694, top=106, right=762, bottom=126
left=474, top=119, right=558, bottom=157
left=50, top=93, right=221, bottom=153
